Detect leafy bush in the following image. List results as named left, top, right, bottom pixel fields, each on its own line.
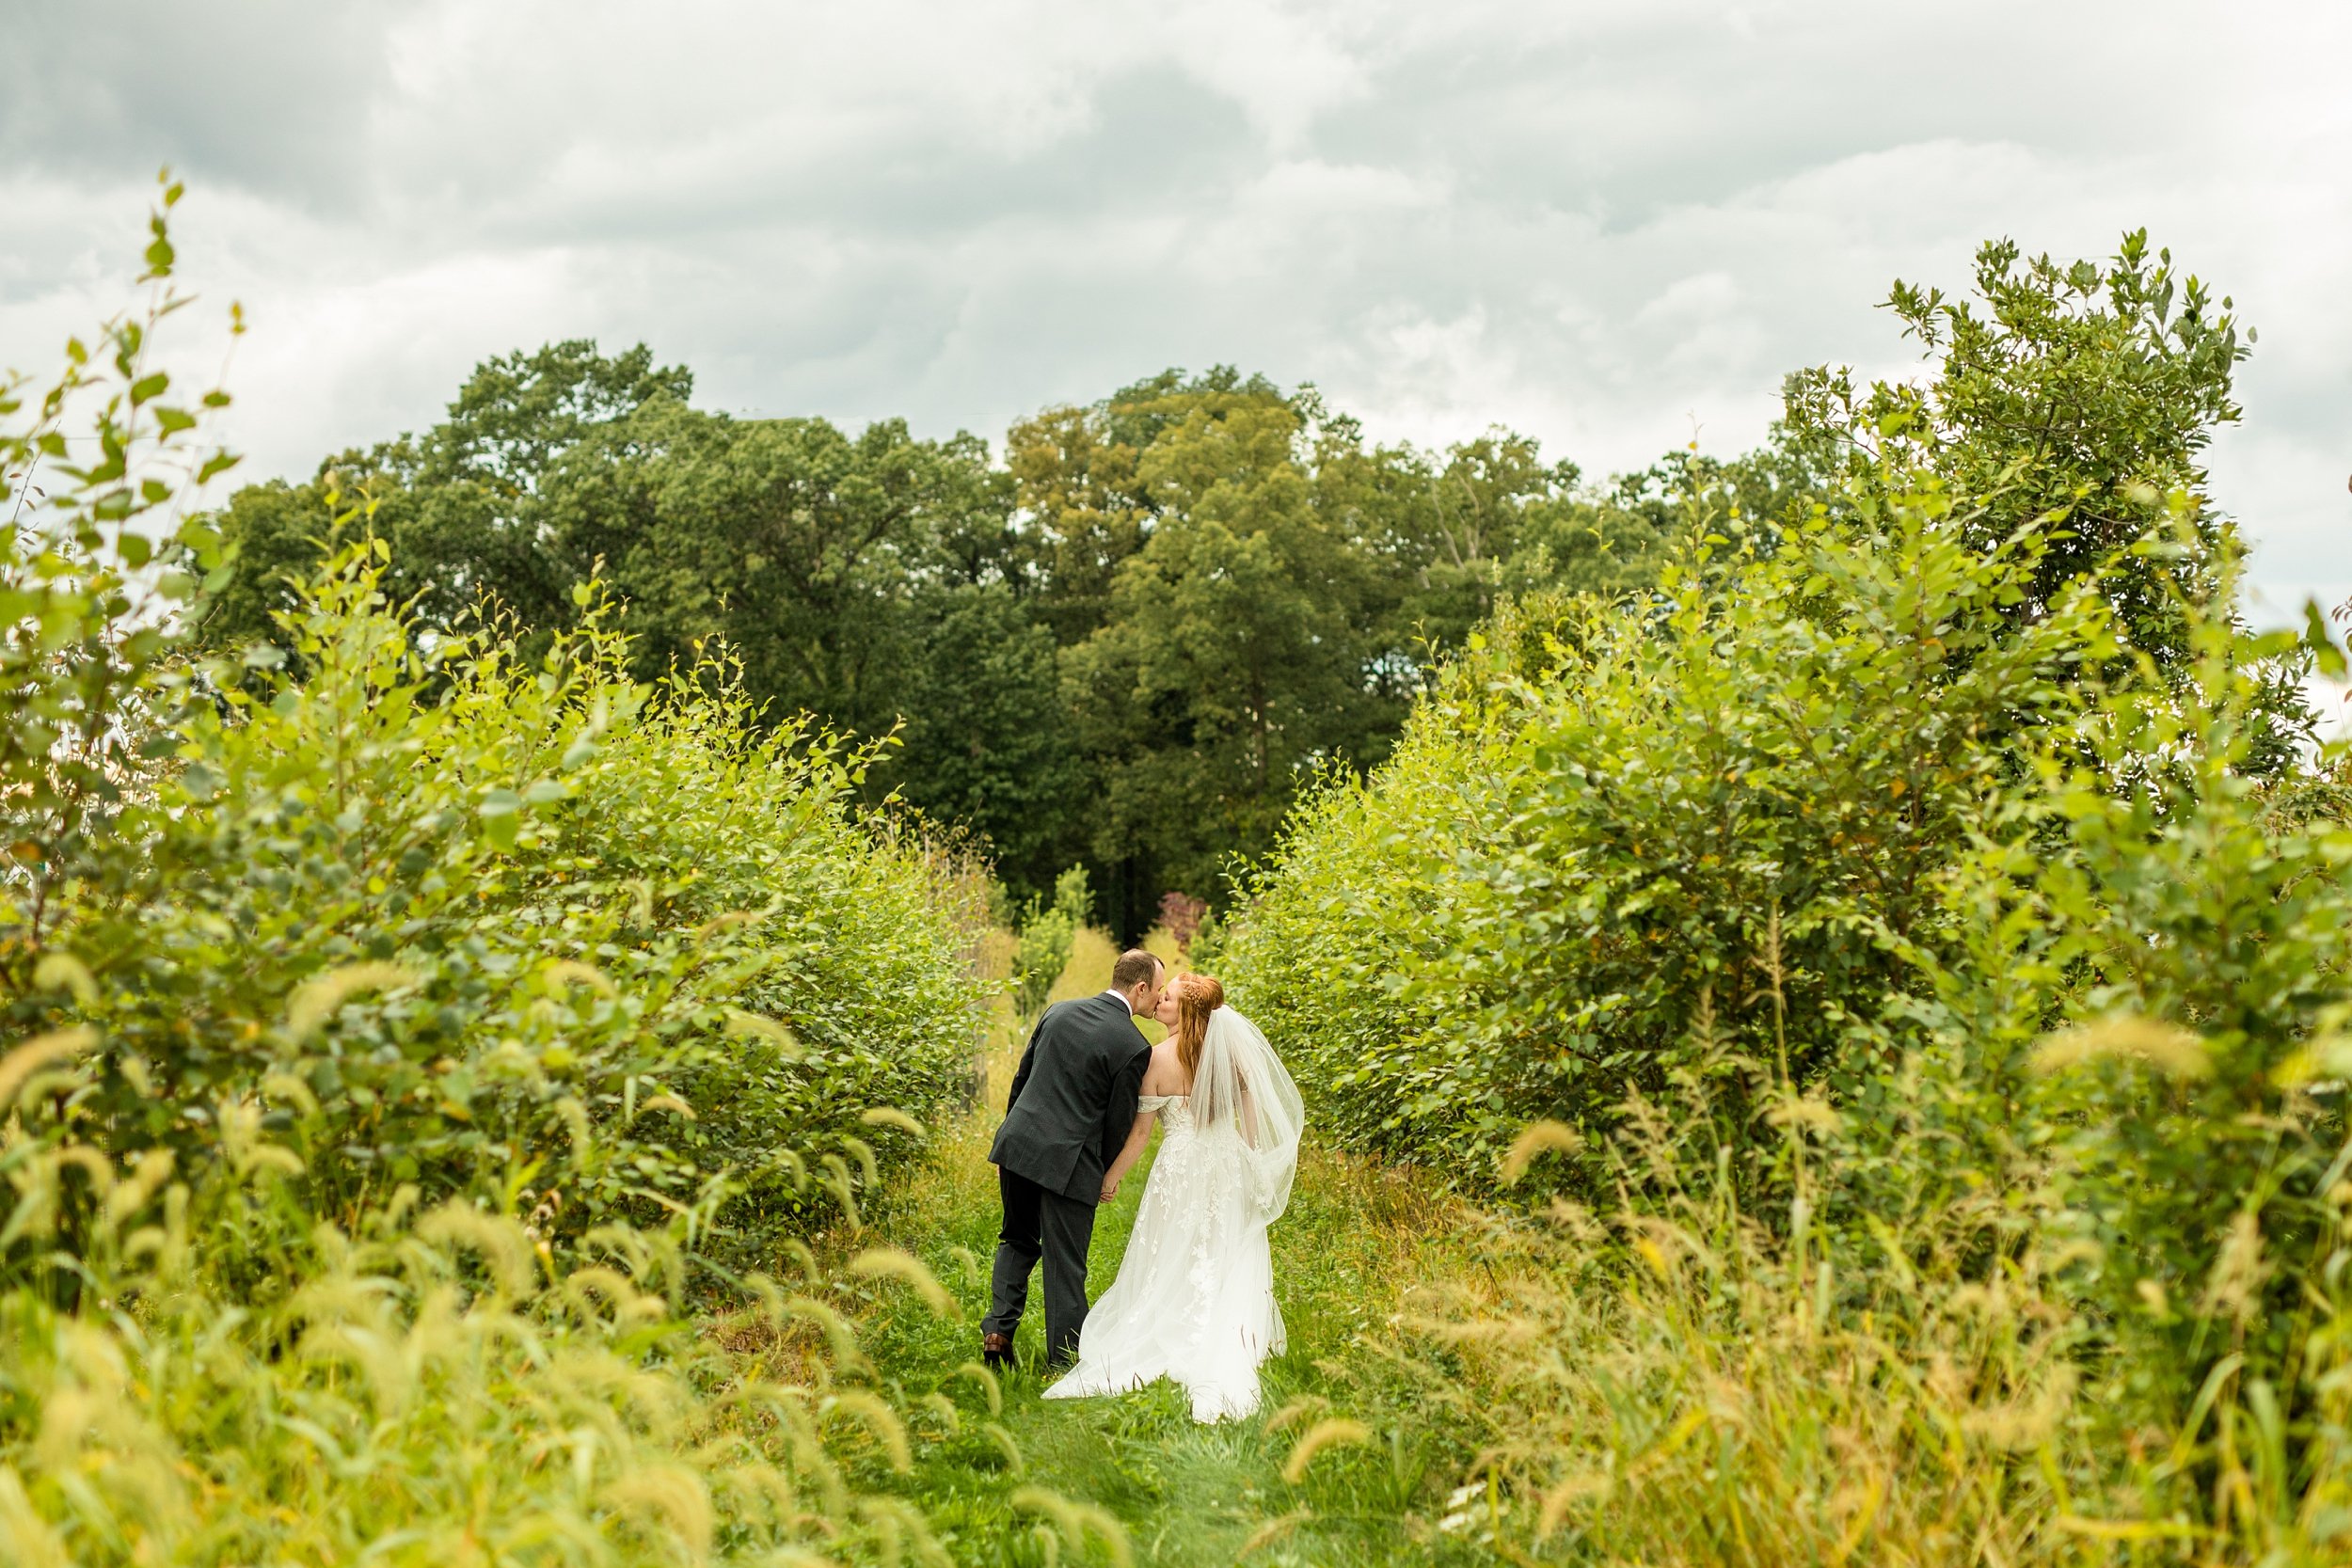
left=15, top=541, right=981, bottom=1278
left=1299, top=581, right=2352, bottom=1559
left=1372, top=610, right=2352, bottom=1555
left=1227, top=230, right=2352, bottom=1558
left=0, top=187, right=993, bottom=1561
left=1931, top=577, right=2352, bottom=1415
left=1228, top=490, right=2113, bottom=1177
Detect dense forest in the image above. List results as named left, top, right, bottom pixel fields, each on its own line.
left=201, top=342, right=1806, bottom=931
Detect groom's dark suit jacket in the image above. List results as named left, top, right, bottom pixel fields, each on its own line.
left=991, top=992, right=1152, bottom=1205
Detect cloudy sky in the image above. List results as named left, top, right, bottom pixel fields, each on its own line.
left=4, top=0, right=2345, bottom=626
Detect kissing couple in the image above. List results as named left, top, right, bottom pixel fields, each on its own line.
left=980, top=950, right=1304, bottom=1422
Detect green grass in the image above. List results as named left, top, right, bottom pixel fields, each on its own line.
left=847, top=1108, right=1497, bottom=1566
left=821, top=927, right=1498, bottom=1564
left=1048, top=927, right=1121, bottom=1007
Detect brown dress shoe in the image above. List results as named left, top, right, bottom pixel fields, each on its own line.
left=981, top=1332, right=1013, bottom=1370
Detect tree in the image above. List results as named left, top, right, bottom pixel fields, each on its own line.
left=1317, top=420, right=1714, bottom=661
left=543, top=403, right=953, bottom=736
left=1782, top=230, right=2249, bottom=673
left=1062, top=385, right=1401, bottom=914
left=204, top=349, right=1697, bottom=926
left=538, top=398, right=1098, bottom=876
left=201, top=341, right=690, bottom=653
left=885, top=581, right=1085, bottom=893
left=1007, top=366, right=1291, bottom=649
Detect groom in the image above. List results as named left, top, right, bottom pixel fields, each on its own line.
left=981, top=948, right=1165, bottom=1370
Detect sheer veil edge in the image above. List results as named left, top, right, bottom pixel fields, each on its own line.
left=1191, top=1006, right=1305, bottom=1223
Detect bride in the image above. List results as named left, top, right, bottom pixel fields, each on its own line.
left=1043, top=973, right=1304, bottom=1422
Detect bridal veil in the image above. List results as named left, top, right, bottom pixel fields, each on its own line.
left=1190, top=1006, right=1305, bottom=1223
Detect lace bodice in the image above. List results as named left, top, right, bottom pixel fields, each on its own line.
left=1137, top=1093, right=1193, bottom=1132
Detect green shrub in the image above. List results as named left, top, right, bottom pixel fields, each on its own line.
left=1333, top=574, right=2352, bottom=1557
left=1229, top=490, right=2113, bottom=1180
left=1921, top=570, right=2352, bottom=1417
left=0, top=187, right=992, bottom=1562
left=8, top=542, right=980, bottom=1281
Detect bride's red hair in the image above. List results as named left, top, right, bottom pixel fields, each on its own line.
left=1172, top=972, right=1224, bottom=1083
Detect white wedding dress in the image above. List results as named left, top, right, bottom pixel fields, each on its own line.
left=1043, top=1007, right=1304, bottom=1422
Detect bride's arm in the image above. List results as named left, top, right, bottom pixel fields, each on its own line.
left=1100, top=1111, right=1153, bottom=1202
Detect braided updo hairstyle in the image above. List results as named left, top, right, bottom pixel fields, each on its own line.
left=1171, top=972, right=1225, bottom=1084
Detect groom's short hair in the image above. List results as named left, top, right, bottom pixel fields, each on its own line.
left=1111, top=950, right=1163, bottom=992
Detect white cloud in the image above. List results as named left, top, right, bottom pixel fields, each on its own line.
left=2, top=0, right=2344, bottom=619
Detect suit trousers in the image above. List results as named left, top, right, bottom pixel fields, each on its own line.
left=983, top=1164, right=1096, bottom=1363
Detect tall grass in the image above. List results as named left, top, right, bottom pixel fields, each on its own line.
left=1397, top=1067, right=2352, bottom=1565
left=1046, top=927, right=1120, bottom=1007
left=0, top=1121, right=953, bottom=1566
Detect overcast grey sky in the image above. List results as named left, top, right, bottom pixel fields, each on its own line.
left=4, top=0, right=2345, bottom=626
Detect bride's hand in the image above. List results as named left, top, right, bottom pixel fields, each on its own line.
left=1100, top=1175, right=1120, bottom=1202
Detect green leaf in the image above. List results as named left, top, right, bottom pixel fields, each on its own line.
left=2302, top=599, right=2346, bottom=681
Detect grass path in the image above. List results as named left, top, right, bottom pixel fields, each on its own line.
left=853, top=1114, right=1495, bottom=1566
left=836, top=930, right=1502, bottom=1564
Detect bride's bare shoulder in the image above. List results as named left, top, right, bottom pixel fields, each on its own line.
left=1139, top=1038, right=1186, bottom=1095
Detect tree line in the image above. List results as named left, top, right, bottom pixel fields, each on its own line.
left=203, top=230, right=2266, bottom=936
left=205, top=356, right=1801, bottom=932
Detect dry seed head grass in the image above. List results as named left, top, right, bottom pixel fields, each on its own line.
left=1390, top=1101, right=2133, bottom=1565
left=598, top=1462, right=714, bottom=1558
left=849, top=1246, right=956, bottom=1317
left=1011, top=1486, right=1132, bottom=1568
left=28, top=952, right=96, bottom=1007
left=0, top=1199, right=928, bottom=1568
left=416, top=1201, right=540, bottom=1301
left=1281, top=1418, right=1374, bottom=1484
left=543, top=958, right=616, bottom=996
left=2032, top=1014, right=2209, bottom=1079
left=723, top=1007, right=803, bottom=1056
left=0, top=1027, right=95, bottom=1109
left=1238, top=1507, right=1313, bottom=1557
left=1263, top=1392, right=1333, bottom=1434
left=283, top=960, right=417, bottom=1042
left=1959, top=1363, right=2080, bottom=1451
left=859, top=1105, right=926, bottom=1137
left=1764, top=1094, right=1842, bottom=1137
left=1500, top=1119, right=1584, bottom=1184
left=2199, top=1211, right=2269, bottom=1326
